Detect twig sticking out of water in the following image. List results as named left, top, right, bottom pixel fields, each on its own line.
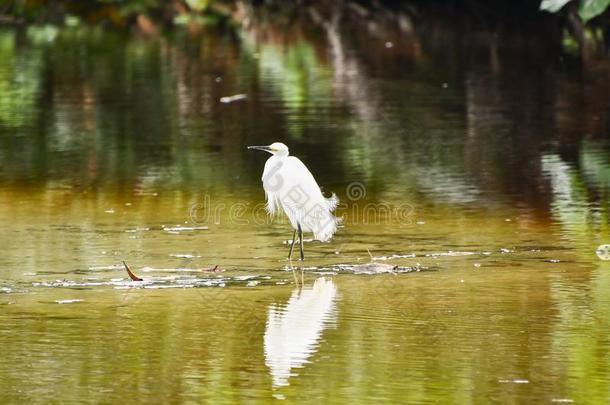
left=123, top=261, right=143, bottom=281
left=201, top=265, right=224, bottom=273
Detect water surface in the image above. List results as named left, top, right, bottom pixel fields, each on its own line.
left=0, top=18, right=609, bottom=403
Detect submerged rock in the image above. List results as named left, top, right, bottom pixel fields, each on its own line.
left=351, top=263, right=397, bottom=274
left=343, top=263, right=422, bottom=275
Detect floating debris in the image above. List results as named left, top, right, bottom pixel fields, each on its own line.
left=169, top=253, right=201, bottom=259
left=143, top=284, right=195, bottom=290
left=338, top=262, right=423, bottom=275
left=498, top=379, right=529, bottom=384
left=596, top=244, right=610, bottom=261
left=88, top=264, right=124, bottom=271
left=234, top=274, right=259, bottom=281
left=56, top=299, right=83, bottom=304
left=34, top=280, right=103, bottom=288
left=113, top=278, right=224, bottom=290
left=125, top=227, right=150, bottom=233
left=123, top=261, right=143, bottom=281
left=139, top=266, right=213, bottom=273
left=425, top=251, right=475, bottom=257
left=220, top=94, right=247, bottom=103
left=31, top=275, right=227, bottom=290
left=163, top=226, right=209, bottom=232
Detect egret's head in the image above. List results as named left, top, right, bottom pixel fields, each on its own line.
left=247, top=142, right=289, bottom=156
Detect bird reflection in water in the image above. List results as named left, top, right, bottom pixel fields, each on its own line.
left=264, top=277, right=338, bottom=389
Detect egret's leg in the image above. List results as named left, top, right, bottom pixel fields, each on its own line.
left=288, top=229, right=297, bottom=260
left=298, top=223, right=304, bottom=261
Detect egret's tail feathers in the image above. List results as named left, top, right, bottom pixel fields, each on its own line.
left=312, top=212, right=339, bottom=242
left=278, top=193, right=340, bottom=242
left=308, top=195, right=340, bottom=242
left=325, top=193, right=339, bottom=211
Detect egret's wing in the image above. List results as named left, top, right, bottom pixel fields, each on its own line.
left=278, top=157, right=340, bottom=241
left=281, top=157, right=325, bottom=204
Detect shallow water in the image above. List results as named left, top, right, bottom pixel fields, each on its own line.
left=1, top=17, right=610, bottom=403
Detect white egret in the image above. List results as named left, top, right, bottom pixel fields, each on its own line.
left=248, top=142, right=339, bottom=260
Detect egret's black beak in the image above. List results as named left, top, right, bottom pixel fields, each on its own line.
left=247, top=145, right=272, bottom=152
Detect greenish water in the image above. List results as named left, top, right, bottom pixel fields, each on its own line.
left=1, top=20, right=610, bottom=403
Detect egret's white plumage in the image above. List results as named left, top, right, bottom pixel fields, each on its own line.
left=248, top=142, right=339, bottom=259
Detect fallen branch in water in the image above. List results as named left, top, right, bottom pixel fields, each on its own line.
left=123, top=261, right=143, bottom=281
